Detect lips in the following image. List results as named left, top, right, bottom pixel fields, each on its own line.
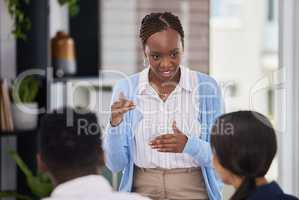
left=160, top=69, right=175, bottom=77
left=161, top=71, right=171, bottom=75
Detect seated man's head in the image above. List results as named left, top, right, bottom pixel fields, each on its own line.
left=211, top=111, right=277, bottom=200
left=37, top=107, right=103, bottom=185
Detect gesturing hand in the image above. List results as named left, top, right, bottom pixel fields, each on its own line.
left=149, top=121, right=188, bottom=153
left=110, top=92, right=135, bottom=127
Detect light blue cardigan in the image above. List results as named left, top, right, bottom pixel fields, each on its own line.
left=104, top=71, right=224, bottom=200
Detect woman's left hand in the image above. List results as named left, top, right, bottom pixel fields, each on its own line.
left=149, top=121, right=188, bottom=153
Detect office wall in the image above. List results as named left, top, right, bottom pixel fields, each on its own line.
left=0, top=0, right=16, bottom=80
left=0, top=0, right=17, bottom=195
left=136, top=0, right=210, bottom=73
left=278, top=0, right=299, bottom=196
left=101, top=0, right=210, bottom=75
left=49, top=0, right=69, bottom=38
left=101, top=0, right=138, bottom=75
left=210, top=0, right=267, bottom=112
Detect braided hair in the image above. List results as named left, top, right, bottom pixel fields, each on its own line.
left=139, top=12, right=185, bottom=48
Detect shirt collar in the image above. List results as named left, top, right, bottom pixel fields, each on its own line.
left=179, top=65, right=193, bottom=92
left=137, top=67, right=150, bottom=94
left=50, top=175, right=112, bottom=197
left=137, top=65, right=194, bottom=94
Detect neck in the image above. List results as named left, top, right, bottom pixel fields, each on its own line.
left=255, top=177, right=268, bottom=186
left=149, top=68, right=181, bottom=88
left=232, top=176, right=268, bottom=189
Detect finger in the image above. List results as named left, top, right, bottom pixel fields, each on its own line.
left=111, top=102, right=125, bottom=113
left=112, top=100, right=135, bottom=110
left=172, top=120, right=179, bottom=133
left=118, top=92, right=128, bottom=106
left=150, top=143, right=177, bottom=149
left=122, top=105, right=136, bottom=112
left=119, top=92, right=125, bottom=100
left=111, top=100, right=123, bottom=108
left=112, top=105, right=135, bottom=114
left=155, top=134, right=173, bottom=140
left=172, top=120, right=177, bottom=129
left=118, top=96, right=135, bottom=108
left=150, top=138, right=176, bottom=145
left=157, top=148, right=176, bottom=153
left=128, top=100, right=135, bottom=107
left=149, top=135, right=173, bottom=144
left=124, top=100, right=133, bottom=108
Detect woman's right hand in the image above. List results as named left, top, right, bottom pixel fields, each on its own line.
left=110, top=92, right=135, bottom=127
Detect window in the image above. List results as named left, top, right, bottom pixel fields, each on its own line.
left=211, top=0, right=242, bottom=19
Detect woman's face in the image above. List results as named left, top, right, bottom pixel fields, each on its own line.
left=212, top=152, right=237, bottom=185
left=144, top=28, right=183, bottom=82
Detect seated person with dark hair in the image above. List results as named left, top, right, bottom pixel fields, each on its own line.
left=37, top=107, right=150, bottom=200
left=211, top=111, right=298, bottom=200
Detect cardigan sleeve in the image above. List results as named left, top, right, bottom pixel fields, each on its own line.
left=183, top=73, right=224, bottom=168
left=183, top=136, right=212, bottom=167
left=103, top=79, right=131, bottom=173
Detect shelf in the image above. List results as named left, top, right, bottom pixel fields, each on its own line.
left=52, top=74, right=119, bottom=88
left=0, top=130, right=37, bottom=137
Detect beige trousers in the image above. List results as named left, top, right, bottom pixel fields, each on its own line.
left=132, top=166, right=209, bottom=200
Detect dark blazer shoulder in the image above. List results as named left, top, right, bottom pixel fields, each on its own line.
left=248, top=182, right=299, bottom=200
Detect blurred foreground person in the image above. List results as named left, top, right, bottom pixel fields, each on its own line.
left=37, top=108, right=150, bottom=200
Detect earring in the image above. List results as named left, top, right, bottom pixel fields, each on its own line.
left=143, top=58, right=149, bottom=68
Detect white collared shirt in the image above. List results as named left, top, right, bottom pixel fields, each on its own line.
left=134, top=66, right=201, bottom=169
left=42, top=175, right=150, bottom=200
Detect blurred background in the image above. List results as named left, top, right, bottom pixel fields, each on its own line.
left=0, top=0, right=298, bottom=199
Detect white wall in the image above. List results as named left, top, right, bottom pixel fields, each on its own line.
left=278, top=0, right=299, bottom=196
left=100, top=0, right=138, bottom=75
left=49, top=0, right=69, bottom=38
left=0, top=0, right=16, bottom=80
left=210, top=1, right=277, bottom=198
left=210, top=0, right=268, bottom=114
left=0, top=0, right=17, bottom=195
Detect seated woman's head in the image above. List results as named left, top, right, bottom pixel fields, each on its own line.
left=211, top=111, right=277, bottom=200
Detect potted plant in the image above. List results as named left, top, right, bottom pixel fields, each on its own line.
left=4, top=0, right=79, bottom=40
left=0, top=150, right=53, bottom=200
left=12, top=75, right=39, bottom=130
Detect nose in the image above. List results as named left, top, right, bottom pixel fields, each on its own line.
left=160, top=57, right=172, bottom=69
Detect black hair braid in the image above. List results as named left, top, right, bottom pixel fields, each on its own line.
left=231, top=177, right=256, bottom=200
left=139, top=12, right=184, bottom=48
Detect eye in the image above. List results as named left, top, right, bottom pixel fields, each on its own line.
left=151, top=54, right=160, bottom=61
left=170, top=52, right=178, bottom=59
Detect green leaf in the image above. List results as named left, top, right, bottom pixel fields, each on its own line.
left=4, top=0, right=31, bottom=40
left=58, top=0, right=68, bottom=5
left=27, top=176, right=53, bottom=198
left=5, top=0, right=78, bottom=38
left=13, top=76, right=39, bottom=103
left=9, top=150, right=33, bottom=178
left=8, top=150, right=53, bottom=198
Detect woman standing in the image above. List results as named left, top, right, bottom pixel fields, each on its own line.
left=104, top=12, right=223, bottom=200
